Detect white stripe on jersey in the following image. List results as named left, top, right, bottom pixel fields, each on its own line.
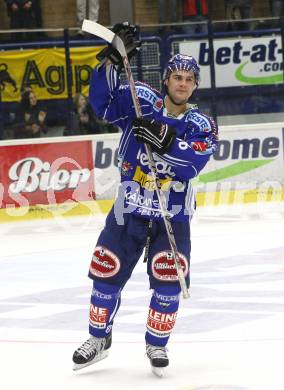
left=143, top=111, right=154, bottom=117
left=109, top=115, right=129, bottom=125
left=190, top=165, right=198, bottom=177
left=161, top=151, right=190, bottom=166
left=185, top=182, right=196, bottom=216
left=119, top=125, right=133, bottom=157
left=106, top=64, right=118, bottom=91
left=106, top=64, right=112, bottom=90
left=157, top=154, right=188, bottom=167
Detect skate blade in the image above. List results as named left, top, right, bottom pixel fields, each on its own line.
left=73, top=350, right=109, bottom=371
left=151, top=366, right=165, bottom=378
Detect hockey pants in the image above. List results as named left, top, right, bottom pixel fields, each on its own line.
left=87, top=207, right=190, bottom=347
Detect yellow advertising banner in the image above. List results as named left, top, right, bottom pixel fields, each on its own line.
left=0, top=46, right=103, bottom=102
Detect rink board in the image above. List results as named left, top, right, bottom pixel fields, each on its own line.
left=0, top=122, right=284, bottom=222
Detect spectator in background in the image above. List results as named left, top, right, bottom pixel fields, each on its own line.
left=182, top=0, right=208, bottom=36
left=158, top=0, right=179, bottom=33
left=67, top=93, right=116, bottom=135
left=69, top=93, right=99, bottom=134
left=76, top=0, right=100, bottom=37
left=14, top=88, right=47, bottom=138
left=267, top=0, right=284, bottom=28
left=270, top=0, right=284, bottom=16
left=224, top=0, right=252, bottom=31
left=4, top=0, right=36, bottom=41
left=33, top=0, right=46, bottom=37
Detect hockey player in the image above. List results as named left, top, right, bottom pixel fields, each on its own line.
left=72, top=23, right=218, bottom=377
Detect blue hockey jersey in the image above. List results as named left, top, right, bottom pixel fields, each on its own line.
left=89, top=64, right=218, bottom=222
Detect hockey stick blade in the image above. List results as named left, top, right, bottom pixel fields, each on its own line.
left=82, top=20, right=127, bottom=58
left=82, top=20, right=114, bottom=43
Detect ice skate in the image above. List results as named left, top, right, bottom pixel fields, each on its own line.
left=146, top=344, right=169, bottom=378
left=72, top=333, right=112, bottom=371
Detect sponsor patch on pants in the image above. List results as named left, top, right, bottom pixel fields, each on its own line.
left=151, top=251, right=188, bottom=282
left=89, top=304, right=109, bottom=329
left=146, top=308, right=177, bottom=338
left=89, top=246, right=120, bottom=278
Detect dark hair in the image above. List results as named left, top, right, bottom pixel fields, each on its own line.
left=21, top=90, right=32, bottom=110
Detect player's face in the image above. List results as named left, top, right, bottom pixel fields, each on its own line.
left=165, top=70, right=196, bottom=105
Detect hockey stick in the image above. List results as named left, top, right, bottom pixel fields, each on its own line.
left=82, top=20, right=189, bottom=299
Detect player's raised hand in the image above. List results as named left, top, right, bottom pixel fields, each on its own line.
left=96, top=22, right=141, bottom=71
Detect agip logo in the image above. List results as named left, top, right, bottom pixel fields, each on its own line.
left=0, top=47, right=102, bottom=101
left=0, top=63, right=18, bottom=92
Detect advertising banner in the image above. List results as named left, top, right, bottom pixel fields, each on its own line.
left=195, top=124, right=284, bottom=201
left=201, top=124, right=284, bottom=180
left=0, top=46, right=103, bottom=102
left=179, top=36, right=284, bottom=88
left=1, top=123, right=283, bottom=218
left=92, top=124, right=284, bottom=202
left=0, top=140, right=95, bottom=210
left=92, top=135, right=120, bottom=200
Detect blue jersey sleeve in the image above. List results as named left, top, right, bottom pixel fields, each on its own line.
left=89, top=63, right=136, bottom=130
left=158, top=115, right=218, bottom=180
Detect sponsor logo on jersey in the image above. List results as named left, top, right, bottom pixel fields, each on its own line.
left=152, top=251, right=188, bottom=282
left=186, top=112, right=210, bottom=131
left=89, top=304, right=108, bottom=329
left=153, top=98, right=163, bottom=112
left=89, top=246, right=120, bottom=278
left=136, top=85, right=160, bottom=105
left=137, top=149, right=176, bottom=177
left=121, top=161, right=133, bottom=177
left=124, top=189, right=160, bottom=208
left=146, top=308, right=178, bottom=337
left=133, top=166, right=172, bottom=191
left=123, top=189, right=175, bottom=218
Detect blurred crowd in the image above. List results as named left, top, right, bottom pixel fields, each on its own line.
left=3, top=0, right=101, bottom=40
left=2, top=1, right=284, bottom=42
left=1, top=87, right=118, bottom=139
left=159, top=0, right=284, bottom=34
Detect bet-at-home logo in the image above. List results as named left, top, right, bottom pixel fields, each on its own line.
left=199, top=38, right=284, bottom=85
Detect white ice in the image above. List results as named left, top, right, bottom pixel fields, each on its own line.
left=0, top=202, right=284, bottom=390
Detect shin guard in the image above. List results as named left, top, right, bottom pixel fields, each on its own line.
left=145, top=285, right=181, bottom=347
left=89, top=280, right=121, bottom=338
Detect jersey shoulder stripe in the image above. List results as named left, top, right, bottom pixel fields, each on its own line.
left=185, top=110, right=211, bottom=131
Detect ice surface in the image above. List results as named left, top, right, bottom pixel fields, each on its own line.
left=0, top=202, right=284, bottom=390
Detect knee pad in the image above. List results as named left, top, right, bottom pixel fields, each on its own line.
left=152, top=284, right=181, bottom=310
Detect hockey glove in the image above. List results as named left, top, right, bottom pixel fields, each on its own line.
left=96, top=22, right=141, bottom=71
left=132, top=118, right=176, bottom=154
